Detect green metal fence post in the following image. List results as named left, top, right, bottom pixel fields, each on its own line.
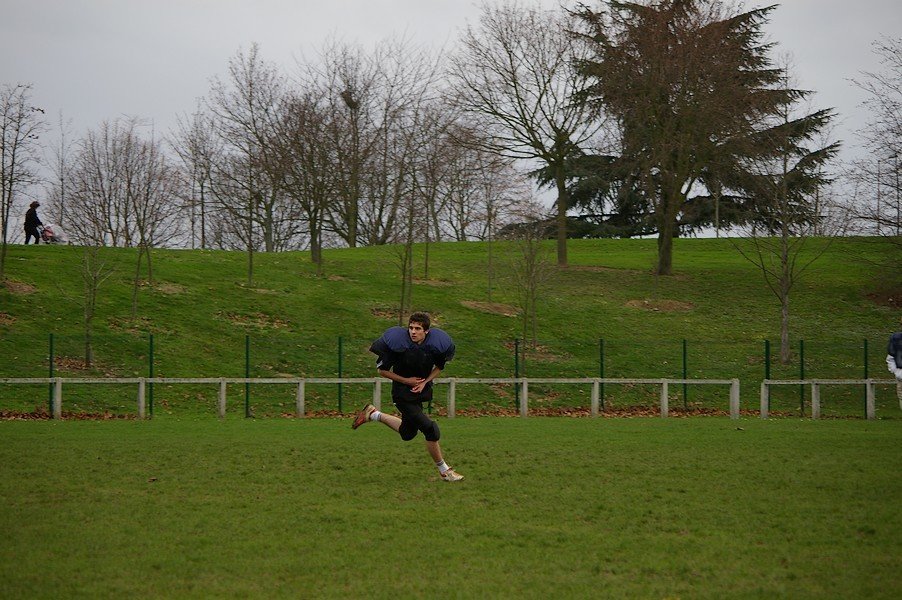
left=799, top=339, right=805, bottom=416
left=338, top=336, right=343, bottom=413
left=148, top=334, right=154, bottom=418
left=599, top=338, right=605, bottom=411
left=48, top=333, right=54, bottom=413
left=682, top=339, right=688, bottom=410
left=245, top=335, right=251, bottom=418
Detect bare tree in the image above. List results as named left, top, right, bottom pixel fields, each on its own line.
left=45, top=111, right=74, bottom=229
left=170, top=105, right=221, bottom=249
left=449, top=1, right=599, bottom=267
left=732, top=71, right=840, bottom=364
left=273, top=90, right=335, bottom=272
left=1, top=83, right=46, bottom=280
left=67, top=118, right=181, bottom=246
left=845, top=37, right=902, bottom=290
left=206, top=44, right=294, bottom=283
left=128, top=128, right=183, bottom=315
left=504, top=201, right=557, bottom=348
left=307, top=37, right=446, bottom=249
left=437, top=125, right=531, bottom=300
left=67, top=119, right=134, bottom=246
left=79, top=244, right=114, bottom=368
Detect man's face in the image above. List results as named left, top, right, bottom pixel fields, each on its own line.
left=408, top=322, right=427, bottom=344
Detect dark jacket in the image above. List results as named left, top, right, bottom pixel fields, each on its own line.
left=25, top=207, right=42, bottom=229
left=888, top=332, right=902, bottom=369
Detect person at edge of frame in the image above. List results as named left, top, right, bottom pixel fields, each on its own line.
left=887, top=316, right=902, bottom=408
left=351, top=311, right=464, bottom=482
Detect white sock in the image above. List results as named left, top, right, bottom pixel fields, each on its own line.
left=435, top=460, right=450, bottom=474
left=370, top=410, right=381, bottom=422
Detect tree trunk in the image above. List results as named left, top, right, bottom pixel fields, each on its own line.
left=779, top=226, right=792, bottom=365
left=656, top=219, right=675, bottom=275
left=131, top=246, right=144, bottom=319
left=554, top=166, right=568, bottom=267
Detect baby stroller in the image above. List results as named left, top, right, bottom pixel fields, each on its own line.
left=40, top=223, right=69, bottom=244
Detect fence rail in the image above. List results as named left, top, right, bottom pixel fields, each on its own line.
left=1, top=376, right=744, bottom=419
left=5, top=376, right=898, bottom=420
left=760, top=379, right=898, bottom=420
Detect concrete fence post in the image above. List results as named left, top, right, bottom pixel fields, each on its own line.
left=448, top=379, right=456, bottom=418
left=591, top=379, right=600, bottom=417
left=218, top=378, right=227, bottom=419
left=53, top=378, right=62, bottom=419
left=137, top=378, right=146, bottom=419
left=866, top=381, right=876, bottom=420
left=373, top=379, right=381, bottom=411
left=296, top=380, right=305, bottom=418
left=729, top=379, right=740, bottom=419
left=811, top=383, right=820, bottom=419
left=660, top=379, right=669, bottom=417
left=760, top=381, right=769, bottom=419
left=520, top=379, right=528, bottom=417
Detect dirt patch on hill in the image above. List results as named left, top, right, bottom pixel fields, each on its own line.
left=49, top=356, right=120, bottom=377
left=462, top=301, right=519, bottom=317
left=138, top=280, right=188, bottom=295
left=219, top=311, right=292, bottom=329
left=108, top=316, right=153, bottom=334
left=2, top=279, right=37, bottom=294
left=626, top=299, right=694, bottom=312
left=156, top=282, right=188, bottom=295
left=0, top=312, right=15, bottom=326
left=566, top=265, right=643, bottom=275
left=502, top=340, right=571, bottom=362
left=866, top=288, right=902, bottom=309
left=370, top=306, right=399, bottom=320
left=414, top=278, right=454, bottom=287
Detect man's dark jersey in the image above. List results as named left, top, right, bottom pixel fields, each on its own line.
left=370, top=326, right=455, bottom=402
left=889, top=331, right=902, bottom=369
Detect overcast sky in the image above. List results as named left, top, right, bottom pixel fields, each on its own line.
left=2, top=0, right=900, bottom=165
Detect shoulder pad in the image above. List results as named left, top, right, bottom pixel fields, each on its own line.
left=380, top=326, right=414, bottom=352
left=424, top=328, right=454, bottom=355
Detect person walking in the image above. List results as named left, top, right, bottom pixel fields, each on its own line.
left=352, top=312, right=464, bottom=482
left=887, top=318, right=902, bottom=408
left=24, top=201, right=43, bottom=244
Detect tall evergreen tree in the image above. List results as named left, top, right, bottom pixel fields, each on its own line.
left=575, top=0, right=798, bottom=274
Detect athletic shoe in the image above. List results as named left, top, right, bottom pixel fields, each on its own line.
left=440, top=469, right=464, bottom=482
left=352, top=403, right=376, bottom=429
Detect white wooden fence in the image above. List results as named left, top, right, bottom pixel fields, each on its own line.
left=760, top=379, right=898, bottom=420
left=0, top=376, right=742, bottom=419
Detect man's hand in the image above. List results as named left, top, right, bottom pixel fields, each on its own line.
left=409, top=378, right=427, bottom=393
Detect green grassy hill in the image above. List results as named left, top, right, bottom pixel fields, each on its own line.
left=0, top=236, right=898, bottom=417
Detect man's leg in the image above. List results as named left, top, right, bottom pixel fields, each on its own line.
left=425, top=440, right=444, bottom=463
left=375, top=411, right=401, bottom=432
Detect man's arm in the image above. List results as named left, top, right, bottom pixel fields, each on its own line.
left=377, top=368, right=423, bottom=388
left=888, top=354, right=902, bottom=379
left=411, top=366, right=442, bottom=394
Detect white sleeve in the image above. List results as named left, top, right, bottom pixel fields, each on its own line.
left=888, top=354, right=902, bottom=379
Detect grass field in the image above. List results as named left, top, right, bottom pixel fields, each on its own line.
left=2, top=417, right=901, bottom=598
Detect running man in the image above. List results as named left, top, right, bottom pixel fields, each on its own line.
left=352, top=312, right=464, bottom=482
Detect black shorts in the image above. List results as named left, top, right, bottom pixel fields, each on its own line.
left=393, top=399, right=440, bottom=442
